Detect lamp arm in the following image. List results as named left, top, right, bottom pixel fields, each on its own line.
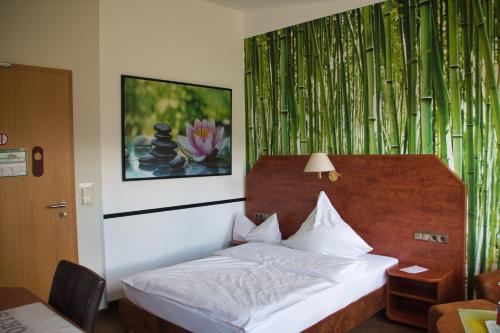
left=328, top=170, right=340, bottom=182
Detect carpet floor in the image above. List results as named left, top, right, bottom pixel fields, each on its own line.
left=94, top=306, right=425, bottom=333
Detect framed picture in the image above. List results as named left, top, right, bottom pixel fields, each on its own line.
left=121, top=75, right=232, bottom=181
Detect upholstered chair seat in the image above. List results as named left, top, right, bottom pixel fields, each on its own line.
left=428, top=270, right=499, bottom=333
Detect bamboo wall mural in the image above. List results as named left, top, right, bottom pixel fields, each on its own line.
left=244, top=0, right=499, bottom=297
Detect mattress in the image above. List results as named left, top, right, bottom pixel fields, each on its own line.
left=122, top=244, right=398, bottom=333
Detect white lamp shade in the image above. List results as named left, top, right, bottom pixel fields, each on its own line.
left=304, top=153, right=335, bottom=172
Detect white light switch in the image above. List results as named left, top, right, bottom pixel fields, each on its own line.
left=79, top=182, right=94, bottom=206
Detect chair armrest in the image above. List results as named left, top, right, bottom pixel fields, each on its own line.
left=475, top=270, right=500, bottom=303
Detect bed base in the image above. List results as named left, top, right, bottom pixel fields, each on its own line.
left=118, top=286, right=385, bottom=333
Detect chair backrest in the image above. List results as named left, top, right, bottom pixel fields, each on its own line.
left=49, top=260, right=105, bottom=333
left=474, top=270, right=500, bottom=304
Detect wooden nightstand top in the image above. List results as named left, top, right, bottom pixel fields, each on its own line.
left=387, top=263, right=452, bottom=282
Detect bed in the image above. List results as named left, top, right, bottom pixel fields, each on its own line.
left=121, top=242, right=397, bottom=333
left=118, top=155, right=466, bottom=333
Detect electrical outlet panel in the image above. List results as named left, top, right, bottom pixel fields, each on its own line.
left=413, top=231, right=448, bottom=244
left=254, top=212, right=271, bottom=221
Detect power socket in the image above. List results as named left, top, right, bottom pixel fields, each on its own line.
left=254, top=212, right=271, bottom=221
left=414, top=231, right=448, bottom=244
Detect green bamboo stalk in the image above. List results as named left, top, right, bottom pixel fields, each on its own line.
left=325, top=19, right=339, bottom=154
left=496, top=0, right=500, bottom=88
left=321, top=19, right=333, bottom=153
left=257, top=40, right=269, bottom=156
left=431, top=11, right=450, bottom=165
left=486, top=0, right=500, bottom=270
left=309, top=22, right=320, bottom=152
left=472, top=0, right=500, bottom=145
left=448, top=0, right=464, bottom=178
left=419, top=0, right=434, bottom=154
left=482, top=47, right=497, bottom=271
left=474, top=29, right=483, bottom=243
left=287, top=28, right=299, bottom=155
left=395, top=9, right=408, bottom=154
left=362, top=7, right=377, bottom=154
left=250, top=38, right=261, bottom=162
left=400, top=1, right=410, bottom=154
left=374, top=4, right=384, bottom=153
left=487, top=153, right=499, bottom=270
left=357, top=9, right=370, bottom=154
left=296, top=26, right=308, bottom=154
left=336, top=16, right=353, bottom=154
left=347, top=13, right=363, bottom=153
left=305, top=24, right=314, bottom=153
left=479, top=100, right=492, bottom=272
left=268, top=32, right=280, bottom=154
left=346, top=15, right=363, bottom=73
left=404, top=0, right=419, bottom=154
left=327, top=19, right=340, bottom=154
left=319, top=19, right=331, bottom=153
left=383, top=0, right=401, bottom=154
left=244, top=39, right=256, bottom=170
left=495, top=0, right=500, bottom=88
left=462, top=0, right=477, bottom=299
left=307, top=24, right=315, bottom=152
left=279, top=29, right=289, bottom=154
left=310, top=21, right=332, bottom=153
left=343, top=16, right=354, bottom=154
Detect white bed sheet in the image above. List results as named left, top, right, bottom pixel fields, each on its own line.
left=123, top=252, right=397, bottom=333
left=214, top=242, right=368, bottom=283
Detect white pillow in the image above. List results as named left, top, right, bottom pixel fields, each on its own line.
left=232, top=213, right=282, bottom=244
left=282, top=191, right=372, bottom=258
left=232, top=214, right=256, bottom=241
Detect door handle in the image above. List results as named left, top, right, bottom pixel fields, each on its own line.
left=47, top=201, right=67, bottom=209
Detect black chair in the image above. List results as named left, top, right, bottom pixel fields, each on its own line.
left=49, top=260, right=105, bottom=333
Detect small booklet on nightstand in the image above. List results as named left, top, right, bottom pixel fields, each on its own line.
left=399, top=265, right=429, bottom=274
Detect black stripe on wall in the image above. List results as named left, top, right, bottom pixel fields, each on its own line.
left=103, top=197, right=246, bottom=219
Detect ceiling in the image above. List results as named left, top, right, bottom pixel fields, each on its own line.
left=204, top=0, right=338, bottom=11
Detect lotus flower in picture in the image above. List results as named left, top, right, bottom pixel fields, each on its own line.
left=177, top=119, right=227, bottom=162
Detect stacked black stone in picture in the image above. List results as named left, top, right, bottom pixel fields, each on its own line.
left=138, top=123, right=186, bottom=174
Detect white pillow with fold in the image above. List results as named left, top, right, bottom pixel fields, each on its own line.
left=232, top=214, right=256, bottom=241
left=282, top=191, right=372, bottom=258
left=232, top=213, right=282, bottom=244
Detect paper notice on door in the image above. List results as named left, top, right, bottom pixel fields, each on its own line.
left=0, top=148, right=27, bottom=177
left=0, top=302, right=82, bottom=332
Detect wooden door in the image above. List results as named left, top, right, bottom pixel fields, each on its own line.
left=0, top=64, right=78, bottom=300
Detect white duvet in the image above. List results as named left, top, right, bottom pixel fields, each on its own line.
left=121, top=242, right=368, bottom=331
left=215, top=242, right=367, bottom=283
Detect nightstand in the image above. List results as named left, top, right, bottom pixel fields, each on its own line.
left=386, top=263, right=452, bottom=329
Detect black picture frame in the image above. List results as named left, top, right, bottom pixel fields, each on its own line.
left=121, top=74, right=232, bottom=181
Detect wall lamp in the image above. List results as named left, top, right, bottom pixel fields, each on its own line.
left=304, top=153, right=340, bottom=182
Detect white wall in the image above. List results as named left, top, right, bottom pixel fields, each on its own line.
left=243, top=0, right=383, bottom=38
left=0, top=0, right=105, bottom=278
left=104, top=201, right=244, bottom=299
left=99, top=0, right=245, bottom=299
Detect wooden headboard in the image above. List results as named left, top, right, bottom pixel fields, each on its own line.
left=246, top=155, right=466, bottom=300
